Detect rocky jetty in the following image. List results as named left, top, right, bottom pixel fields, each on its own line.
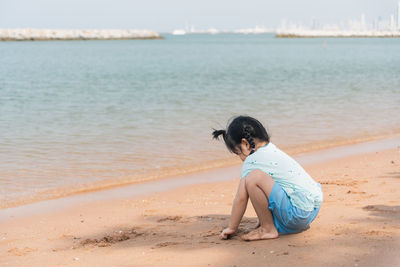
left=276, top=29, right=400, bottom=38
left=0, top=29, right=163, bottom=41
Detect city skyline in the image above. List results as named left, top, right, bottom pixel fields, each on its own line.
left=279, top=2, right=400, bottom=33
left=0, top=0, right=399, bottom=32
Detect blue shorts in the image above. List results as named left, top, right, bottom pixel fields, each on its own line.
left=268, top=182, right=320, bottom=234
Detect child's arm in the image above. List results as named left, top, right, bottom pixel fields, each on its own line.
left=220, top=178, right=248, bottom=239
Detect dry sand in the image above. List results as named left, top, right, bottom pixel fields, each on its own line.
left=1, top=142, right=399, bottom=266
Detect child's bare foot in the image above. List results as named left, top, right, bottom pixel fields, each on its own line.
left=241, top=227, right=278, bottom=241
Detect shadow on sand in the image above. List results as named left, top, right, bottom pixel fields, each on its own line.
left=363, top=205, right=400, bottom=220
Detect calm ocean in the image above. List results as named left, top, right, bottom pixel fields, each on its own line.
left=1, top=34, right=399, bottom=207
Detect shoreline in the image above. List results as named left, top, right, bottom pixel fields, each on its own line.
left=1, top=132, right=399, bottom=210
left=1, top=136, right=399, bottom=266
left=1, top=135, right=399, bottom=222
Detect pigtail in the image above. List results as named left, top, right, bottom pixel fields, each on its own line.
left=243, top=126, right=256, bottom=154
left=212, top=129, right=226, bottom=140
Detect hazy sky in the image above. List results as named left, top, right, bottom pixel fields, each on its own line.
left=0, top=0, right=398, bottom=32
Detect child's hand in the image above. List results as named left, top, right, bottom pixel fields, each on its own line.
left=220, top=227, right=236, bottom=240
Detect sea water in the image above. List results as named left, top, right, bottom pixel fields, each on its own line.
left=0, top=34, right=399, bottom=207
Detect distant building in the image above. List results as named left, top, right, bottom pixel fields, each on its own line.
left=397, top=1, right=400, bottom=30
left=361, top=14, right=366, bottom=31
left=311, top=19, right=320, bottom=30
left=276, top=2, right=400, bottom=36
left=391, top=15, right=395, bottom=31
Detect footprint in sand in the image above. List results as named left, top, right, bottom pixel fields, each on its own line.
left=321, top=179, right=367, bottom=187
left=201, top=226, right=221, bottom=238
left=7, top=247, right=37, bottom=256
left=152, top=241, right=182, bottom=249
left=80, top=228, right=143, bottom=247
left=362, top=230, right=392, bottom=238
left=347, top=190, right=366, bottom=194
left=157, top=216, right=182, bottom=223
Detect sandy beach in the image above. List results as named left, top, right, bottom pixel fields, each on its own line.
left=1, top=139, right=400, bottom=267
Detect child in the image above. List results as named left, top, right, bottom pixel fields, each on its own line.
left=213, top=116, right=322, bottom=241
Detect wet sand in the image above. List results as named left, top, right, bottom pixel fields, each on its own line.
left=1, top=140, right=400, bottom=266
left=2, top=132, right=398, bottom=210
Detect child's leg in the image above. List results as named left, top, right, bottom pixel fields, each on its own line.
left=242, top=170, right=278, bottom=241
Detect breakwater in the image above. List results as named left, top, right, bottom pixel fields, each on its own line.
left=276, top=30, right=400, bottom=38
left=0, top=29, right=163, bottom=41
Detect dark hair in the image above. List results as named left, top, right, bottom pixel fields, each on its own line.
left=212, top=116, right=270, bottom=155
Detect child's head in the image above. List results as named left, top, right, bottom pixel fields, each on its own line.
left=212, top=116, right=270, bottom=161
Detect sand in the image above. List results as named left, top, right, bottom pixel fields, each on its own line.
left=1, top=142, right=399, bottom=266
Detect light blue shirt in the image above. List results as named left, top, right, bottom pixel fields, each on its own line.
left=241, top=143, right=323, bottom=211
